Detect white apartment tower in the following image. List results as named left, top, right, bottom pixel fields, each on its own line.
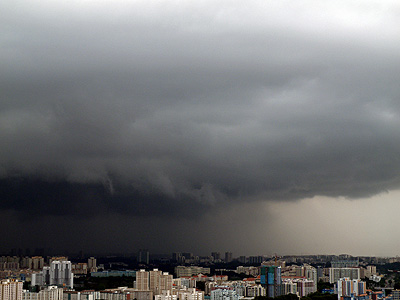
left=31, top=261, right=73, bottom=288
left=50, top=261, right=73, bottom=288
left=150, top=269, right=163, bottom=295
left=135, top=269, right=173, bottom=295
left=136, top=270, right=150, bottom=291
left=0, top=279, right=23, bottom=300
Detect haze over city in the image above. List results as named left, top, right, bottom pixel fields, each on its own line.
left=1, top=0, right=400, bottom=256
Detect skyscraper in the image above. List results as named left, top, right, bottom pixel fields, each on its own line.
left=138, top=250, right=150, bottom=264
left=260, top=266, right=282, bottom=298
left=31, top=261, right=73, bottom=288
left=88, top=257, right=97, bottom=272
left=211, top=252, right=221, bottom=261
left=136, top=269, right=150, bottom=291
left=0, top=279, right=23, bottom=300
left=50, top=260, right=73, bottom=288
left=224, top=252, right=233, bottom=263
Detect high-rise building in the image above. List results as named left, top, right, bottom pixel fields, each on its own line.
left=159, top=272, right=173, bottom=294
left=211, top=253, right=221, bottom=261
left=50, top=261, right=73, bottom=288
left=248, top=256, right=265, bottom=264
left=335, top=278, right=366, bottom=300
left=331, top=259, right=359, bottom=268
left=31, top=257, right=44, bottom=271
left=172, top=253, right=182, bottom=263
left=136, top=270, right=150, bottom=291
left=302, top=264, right=317, bottom=292
left=182, top=253, right=193, bottom=260
left=260, top=266, right=281, bottom=298
left=135, top=269, right=172, bottom=295
left=329, top=268, right=360, bottom=284
left=238, top=256, right=247, bottom=264
left=20, top=257, right=32, bottom=269
left=150, top=269, right=173, bottom=295
left=88, top=257, right=97, bottom=272
left=296, top=279, right=316, bottom=297
left=31, top=261, right=73, bottom=288
left=175, top=266, right=211, bottom=277
left=150, top=269, right=163, bottom=295
left=138, top=250, right=150, bottom=265
left=225, top=252, right=233, bottom=263
left=0, top=279, right=23, bottom=300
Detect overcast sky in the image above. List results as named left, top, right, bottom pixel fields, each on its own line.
left=1, top=0, right=400, bottom=256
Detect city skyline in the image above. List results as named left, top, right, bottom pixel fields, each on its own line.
left=1, top=1, right=400, bottom=255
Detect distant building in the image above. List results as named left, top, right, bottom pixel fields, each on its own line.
left=331, top=259, right=359, bottom=268
left=91, top=270, right=136, bottom=278
left=135, top=269, right=172, bottom=296
left=262, top=260, right=286, bottom=268
left=225, top=253, right=233, bottom=263
left=365, top=266, right=377, bottom=278
left=248, top=256, right=265, bottom=264
left=329, top=268, right=360, bottom=284
left=172, top=253, right=183, bottom=263
left=20, top=257, right=33, bottom=269
left=88, top=257, right=97, bottom=273
left=235, top=266, right=259, bottom=277
left=32, top=261, right=73, bottom=288
left=72, top=263, right=88, bottom=275
left=138, top=250, right=150, bottom=265
left=175, top=266, right=210, bottom=278
left=211, top=253, right=221, bottom=261
left=238, top=257, right=247, bottom=264
left=32, top=257, right=44, bottom=271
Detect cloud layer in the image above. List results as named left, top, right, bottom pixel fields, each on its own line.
left=1, top=0, right=400, bottom=221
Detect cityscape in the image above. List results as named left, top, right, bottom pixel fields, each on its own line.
left=2, top=251, right=400, bottom=300
left=2, top=1, right=400, bottom=300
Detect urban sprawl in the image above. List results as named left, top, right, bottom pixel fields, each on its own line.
left=1, top=252, right=400, bottom=300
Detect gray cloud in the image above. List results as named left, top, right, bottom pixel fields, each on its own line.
left=1, top=0, right=400, bottom=224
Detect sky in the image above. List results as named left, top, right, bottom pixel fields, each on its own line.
left=1, top=0, right=400, bottom=256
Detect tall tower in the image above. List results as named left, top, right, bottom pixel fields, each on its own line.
left=260, top=266, right=281, bottom=298
left=136, top=269, right=150, bottom=290
left=88, top=257, right=97, bottom=272
left=150, top=269, right=162, bottom=294
left=224, top=252, right=232, bottom=263
left=49, top=261, right=73, bottom=288
left=138, top=249, right=150, bottom=264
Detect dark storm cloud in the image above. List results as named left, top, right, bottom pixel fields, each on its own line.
left=1, top=0, right=400, bottom=218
